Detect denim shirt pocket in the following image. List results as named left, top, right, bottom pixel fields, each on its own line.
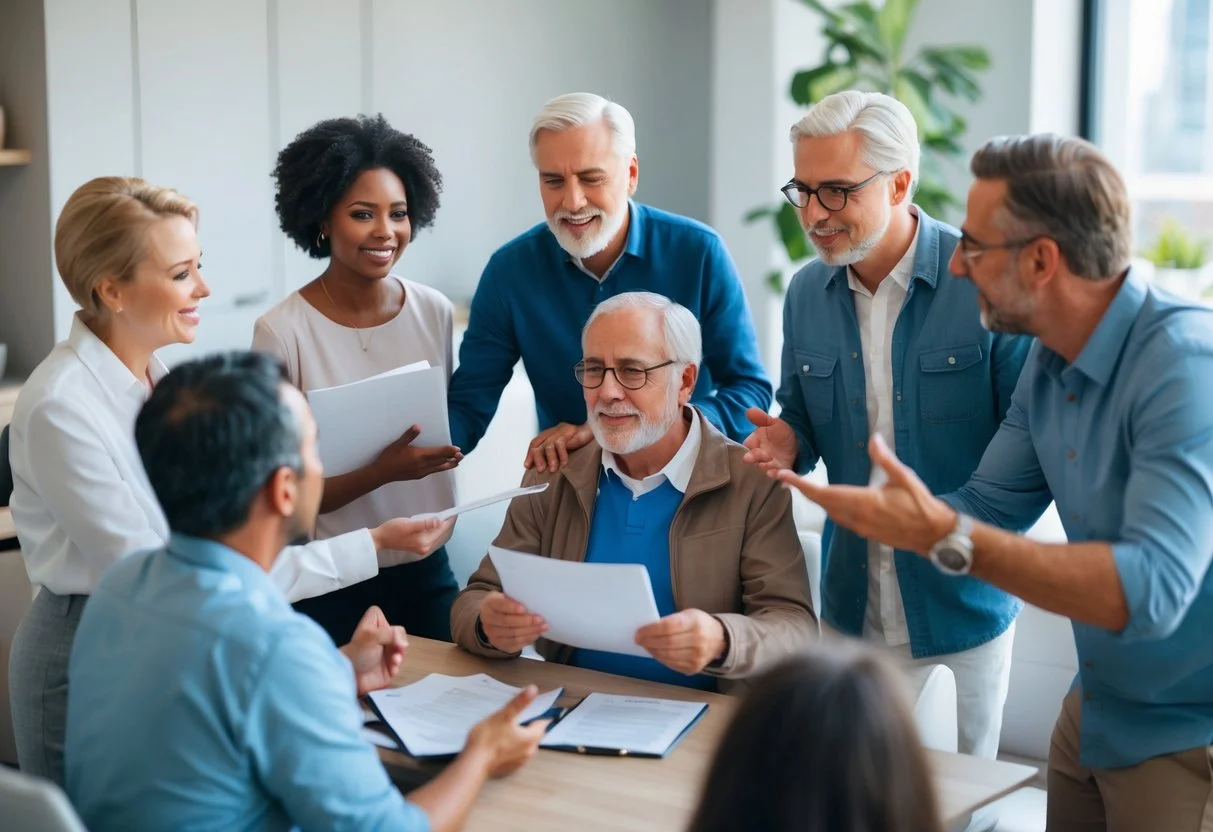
left=918, top=343, right=984, bottom=423
left=793, top=350, right=837, bottom=425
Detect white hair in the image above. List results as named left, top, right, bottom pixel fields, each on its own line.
left=582, top=292, right=702, bottom=367
left=789, top=91, right=920, bottom=190
left=530, top=92, right=637, bottom=164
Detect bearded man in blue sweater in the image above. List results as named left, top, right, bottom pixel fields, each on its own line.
left=447, top=92, right=771, bottom=468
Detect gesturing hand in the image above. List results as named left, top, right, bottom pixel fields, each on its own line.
left=775, top=432, right=956, bottom=556
left=339, top=605, right=408, bottom=696
left=465, top=686, right=550, bottom=778
left=741, top=408, right=799, bottom=473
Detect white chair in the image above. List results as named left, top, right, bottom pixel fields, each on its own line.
left=0, top=765, right=88, bottom=831
left=907, top=663, right=959, bottom=753
left=796, top=529, right=822, bottom=618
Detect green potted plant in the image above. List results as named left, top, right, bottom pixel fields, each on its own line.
left=1140, top=218, right=1210, bottom=299
left=747, top=0, right=990, bottom=293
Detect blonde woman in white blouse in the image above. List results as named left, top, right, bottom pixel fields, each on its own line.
left=7, top=177, right=451, bottom=786
left=254, top=115, right=464, bottom=645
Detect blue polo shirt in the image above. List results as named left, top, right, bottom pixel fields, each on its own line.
left=66, top=534, right=429, bottom=832
left=447, top=201, right=772, bottom=452
left=945, top=269, right=1213, bottom=768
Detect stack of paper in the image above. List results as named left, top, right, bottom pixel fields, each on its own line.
left=306, top=360, right=451, bottom=478
left=367, top=673, right=562, bottom=758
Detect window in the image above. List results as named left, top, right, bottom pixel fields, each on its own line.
left=1087, top=0, right=1213, bottom=250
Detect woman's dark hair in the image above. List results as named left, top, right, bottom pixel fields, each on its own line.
left=273, top=113, right=443, bottom=258
left=135, top=351, right=302, bottom=538
left=688, top=646, right=943, bottom=832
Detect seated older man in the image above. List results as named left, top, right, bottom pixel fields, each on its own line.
left=451, top=292, right=816, bottom=690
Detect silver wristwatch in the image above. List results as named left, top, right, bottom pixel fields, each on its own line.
left=929, top=513, right=975, bottom=576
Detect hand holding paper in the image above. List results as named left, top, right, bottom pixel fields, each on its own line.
left=488, top=546, right=661, bottom=657
left=418, top=483, right=549, bottom=522
left=480, top=591, right=548, bottom=653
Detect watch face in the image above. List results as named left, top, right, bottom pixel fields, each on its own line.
left=936, top=546, right=968, bottom=571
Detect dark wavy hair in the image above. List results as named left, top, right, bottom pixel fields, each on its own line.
left=273, top=113, right=443, bottom=258
left=135, top=351, right=303, bottom=538
left=688, top=646, right=943, bottom=832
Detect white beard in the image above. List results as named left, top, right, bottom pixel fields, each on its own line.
left=548, top=205, right=628, bottom=260
left=589, top=395, right=681, bottom=456
left=807, top=208, right=891, bottom=267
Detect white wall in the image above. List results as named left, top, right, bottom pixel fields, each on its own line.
left=3, top=0, right=714, bottom=369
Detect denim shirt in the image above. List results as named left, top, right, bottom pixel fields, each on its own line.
left=777, top=210, right=1032, bottom=657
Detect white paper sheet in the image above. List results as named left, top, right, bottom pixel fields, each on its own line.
left=306, top=361, right=453, bottom=478
left=539, top=692, right=707, bottom=756
left=488, top=546, right=661, bottom=658
left=367, top=673, right=562, bottom=758
left=413, top=483, right=548, bottom=521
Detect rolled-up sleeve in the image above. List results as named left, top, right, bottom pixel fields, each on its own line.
left=1112, top=352, right=1213, bottom=641
left=247, top=629, right=430, bottom=831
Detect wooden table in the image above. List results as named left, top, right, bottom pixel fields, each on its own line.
left=379, top=639, right=1038, bottom=831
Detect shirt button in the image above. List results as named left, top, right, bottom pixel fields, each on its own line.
left=857, top=441, right=865, bottom=449
left=1070, top=512, right=1080, bottom=522
left=802, top=364, right=811, bottom=373
left=852, top=398, right=860, bottom=406
left=896, top=394, right=902, bottom=402
left=1083, top=661, right=1093, bottom=669
left=947, top=356, right=957, bottom=365
left=1084, top=691, right=1093, bottom=702
left=1067, top=449, right=1077, bottom=461
left=1067, top=394, right=1077, bottom=403
left=851, top=352, right=859, bottom=359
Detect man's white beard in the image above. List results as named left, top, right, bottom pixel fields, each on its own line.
left=548, top=204, right=628, bottom=261
left=590, top=394, right=681, bottom=456
left=807, top=208, right=890, bottom=267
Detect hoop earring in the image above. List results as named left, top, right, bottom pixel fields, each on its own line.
left=316, top=231, right=326, bottom=250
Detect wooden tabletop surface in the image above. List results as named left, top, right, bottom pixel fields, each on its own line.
left=378, top=638, right=1037, bottom=831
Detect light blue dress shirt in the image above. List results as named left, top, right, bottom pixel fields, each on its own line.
left=65, top=533, right=429, bottom=832
left=943, top=269, right=1213, bottom=768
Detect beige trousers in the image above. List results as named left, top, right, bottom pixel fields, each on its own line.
left=1048, top=688, right=1213, bottom=832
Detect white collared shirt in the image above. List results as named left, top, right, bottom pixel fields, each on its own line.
left=847, top=212, right=919, bottom=647
left=8, top=315, right=377, bottom=598
left=601, top=407, right=701, bottom=498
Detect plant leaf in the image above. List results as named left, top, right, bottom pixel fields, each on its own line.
left=923, top=45, right=991, bottom=70
left=921, top=51, right=984, bottom=101
left=776, top=202, right=812, bottom=262
left=765, top=269, right=787, bottom=295
left=797, top=0, right=845, bottom=25
left=790, top=63, right=861, bottom=104
left=822, top=23, right=885, bottom=63
left=877, top=0, right=919, bottom=56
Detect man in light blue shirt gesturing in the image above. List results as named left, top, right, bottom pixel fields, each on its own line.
left=778, top=133, right=1213, bottom=830
left=65, top=351, right=548, bottom=832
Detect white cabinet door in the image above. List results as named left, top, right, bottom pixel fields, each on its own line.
left=135, top=0, right=276, bottom=324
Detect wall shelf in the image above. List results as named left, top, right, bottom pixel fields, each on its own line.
left=0, top=149, right=32, bottom=166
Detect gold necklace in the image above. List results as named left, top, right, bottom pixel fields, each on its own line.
left=320, top=278, right=375, bottom=352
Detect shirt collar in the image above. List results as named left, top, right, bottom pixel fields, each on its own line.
left=565, top=200, right=645, bottom=280
left=166, top=532, right=285, bottom=599
left=601, top=405, right=701, bottom=494
left=827, top=205, right=934, bottom=290
left=846, top=215, right=919, bottom=296
left=68, top=313, right=169, bottom=404
left=1045, top=267, right=1147, bottom=387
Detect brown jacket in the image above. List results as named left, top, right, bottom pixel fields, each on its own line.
left=450, top=411, right=817, bottom=692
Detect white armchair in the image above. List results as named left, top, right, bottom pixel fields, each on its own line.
left=0, top=765, right=87, bottom=832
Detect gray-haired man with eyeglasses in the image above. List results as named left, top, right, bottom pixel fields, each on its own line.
left=742, top=91, right=1032, bottom=796
left=451, top=291, right=816, bottom=690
